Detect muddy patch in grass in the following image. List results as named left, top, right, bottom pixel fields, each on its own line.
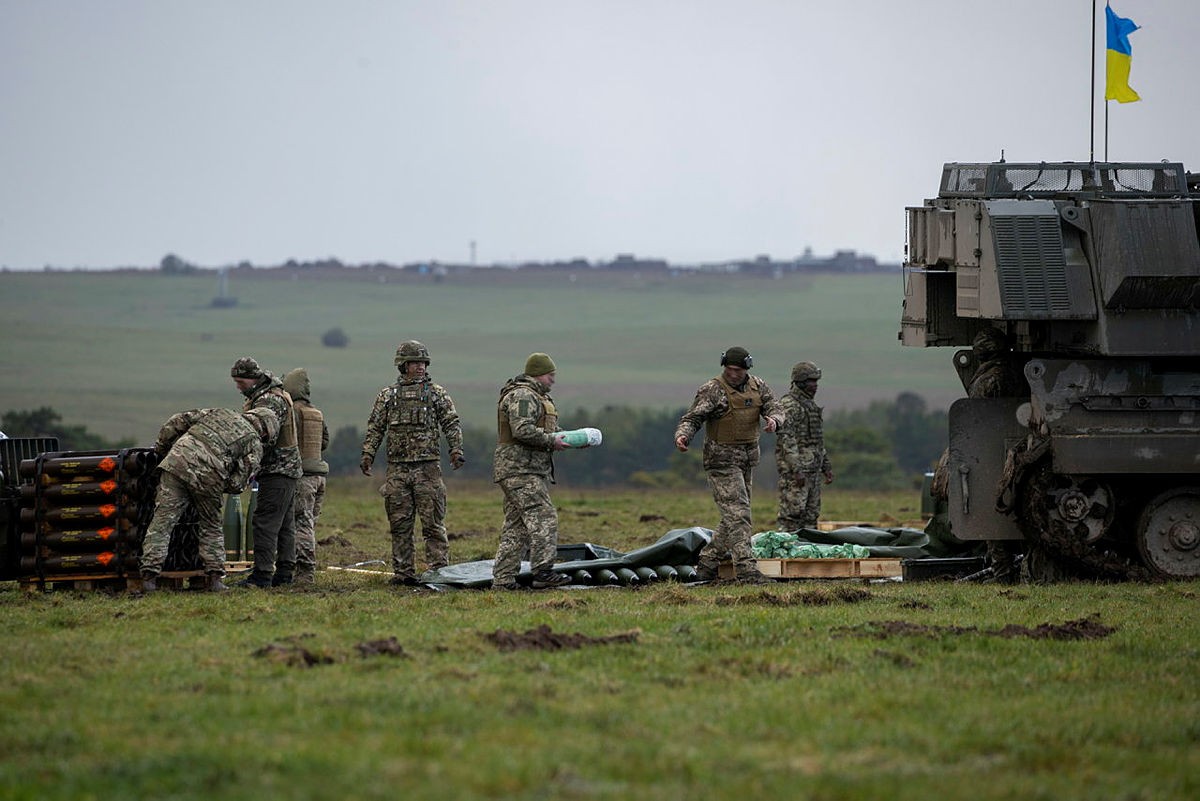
left=716, top=585, right=871, bottom=606
left=254, top=634, right=410, bottom=667
left=484, top=623, right=640, bottom=652
left=838, top=614, right=1115, bottom=641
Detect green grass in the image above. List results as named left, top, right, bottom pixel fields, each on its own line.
left=2, top=483, right=1197, bottom=800
left=0, top=269, right=961, bottom=444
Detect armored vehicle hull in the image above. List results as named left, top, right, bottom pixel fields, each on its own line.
left=903, top=161, right=1200, bottom=580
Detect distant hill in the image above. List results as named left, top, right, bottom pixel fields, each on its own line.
left=0, top=269, right=959, bottom=445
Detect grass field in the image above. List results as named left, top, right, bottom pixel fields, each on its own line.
left=2, top=482, right=1198, bottom=800
left=0, top=269, right=961, bottom=444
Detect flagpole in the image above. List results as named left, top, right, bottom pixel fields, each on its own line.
left=1090, top=0, right=1097, bottom=163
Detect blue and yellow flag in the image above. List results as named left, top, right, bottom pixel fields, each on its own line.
left=1105, top=4, right=1140, bottom=103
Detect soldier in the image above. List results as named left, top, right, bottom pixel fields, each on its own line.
left=282, top=368, right=329, bottom=587
left=491, top=352, right=572, bottom=590
left=360, top=340, right=465, bottom=586
left=231, top=356, right=302, bottom=588
left=140, top=407, right=279, bottom=592
left=775, top=361, right=834, bottom=532
left=675, top=347, right=785, bottom=583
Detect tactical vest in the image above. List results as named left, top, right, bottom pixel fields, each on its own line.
left=705, top=375, right=763, bottom=445
left=388, top=380, right=433, bottom=429
left=294, top=402, right=328, bottom=473
left=497, top=385, right=557, bottom=444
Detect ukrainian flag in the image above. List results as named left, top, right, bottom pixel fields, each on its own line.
left=1105, top=4, right=1140, bottom=103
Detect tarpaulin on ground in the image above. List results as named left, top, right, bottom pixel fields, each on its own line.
left=419, top=521, right=976, bottom=588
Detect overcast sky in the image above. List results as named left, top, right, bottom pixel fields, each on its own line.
left=2, top=0, right=1196, bottom=270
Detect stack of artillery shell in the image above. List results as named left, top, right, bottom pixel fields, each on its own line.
left=16, top=449, right=202, bottom=580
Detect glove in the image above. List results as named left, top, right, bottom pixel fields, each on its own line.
left=359, top=454, right=373, bottom=476
left=450, top=450, right=466, bottom=470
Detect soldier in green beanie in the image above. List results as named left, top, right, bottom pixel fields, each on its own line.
left=491, top=352, right=572, bottom=589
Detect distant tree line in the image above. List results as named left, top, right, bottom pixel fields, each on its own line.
left=1, top=407, right=135, bottom=452
left=4, top=394, right=946, bottom=489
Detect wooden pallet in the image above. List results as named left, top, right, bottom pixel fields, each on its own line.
left=720, top=558, right=903, bottom=580
left=19, top=570, right=207, bottom=593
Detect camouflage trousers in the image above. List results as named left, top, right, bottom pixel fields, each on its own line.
left=140, top=470, right=225, bottom=576
left=493, top=474, right=558, bottom=586
left=777, top=470, right=823, bottom=531
left=699, top=464, right=757, bottom=574
left=381, top=460, right=448, bottom=581
left=252, top=474, right=297, bottom=582
left=293, top=474, right=326, bottom=574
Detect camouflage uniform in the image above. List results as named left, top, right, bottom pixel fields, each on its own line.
left=361, top=372, right=463, bottom=582
left=675, top=359, right=784, bottom=580
left=140, top=408, right=265, bottom=580
left=235, top=359, right=303, bottom=587
left=283, top=368, right=329, bottom=586
left=775, top=383, right=832, bottom=531
left=492, top=373, right=561, bottom=588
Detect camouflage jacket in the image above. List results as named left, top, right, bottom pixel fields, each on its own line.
left=775, top=386, right=831, bottom=476
left=155, top=408, right=263, bottom=494
left=492, top=375, right=560, bottom=482
left=675, top=374, right=784, bottom=470
left=241, top=375, right=302, bottom=479
left=361, top=376, right=463, bottom=465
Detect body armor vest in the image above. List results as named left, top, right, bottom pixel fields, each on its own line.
left=389, top=381, right=432, bottom=428
left=294, top=402, right=327, bottom=473
left=497, top=388, right=557, bottom=444
left=705, top=376, right=763, bottom=445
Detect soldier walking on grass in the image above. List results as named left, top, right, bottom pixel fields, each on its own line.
left=140, top=407, right=278, bottom=592
left=283, top=368, right=329, bottom=587
left=360, top=341, right=465, bottom=586
left=775, top=361, right=834, bottom=532
left=675, top=347, right=785, bottom=584
left=491, top=352, right=572, bottom=590
left=231, top=357, right=303, bottom=588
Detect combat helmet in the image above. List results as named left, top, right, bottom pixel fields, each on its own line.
left=394, top=340, right=431, bottom=369
left=790, top=361, right=822, bottom=384
left=243, top=407, right=280, bottom=442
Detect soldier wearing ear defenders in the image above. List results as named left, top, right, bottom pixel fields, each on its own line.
left=675, top=346, right=785, bottom=584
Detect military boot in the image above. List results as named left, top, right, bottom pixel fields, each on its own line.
left=206, top=573, right=229, bottom=593
left=736, top=567, right=774, bottom=585
left=692, top=562, right=720, bottom=582
left=293, top=566, right=316, bottom=587
left=140, top=571, right=158, bottom=593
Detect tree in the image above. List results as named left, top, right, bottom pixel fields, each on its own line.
left=1, top=407, right=133, bottom=451
left=322, top=327, right=349, bottom=348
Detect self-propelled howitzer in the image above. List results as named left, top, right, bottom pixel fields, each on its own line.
left=901, top=160, right=1200, bottom=579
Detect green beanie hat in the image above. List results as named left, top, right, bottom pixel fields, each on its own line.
left=524, top=352, right=557, bottom=377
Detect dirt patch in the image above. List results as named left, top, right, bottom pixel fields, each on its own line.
left=638, top=514, right=667, bottom=523
left=898, top=599, right=932, bottom=610
left=838, top=615, right=1115, bottom=641
left=484, top=623, right=640, bottom=652
left=532, top=597, right=588, bottom=610
left=317, top=534, right=352, bottom=546
left=355, top=636, right=408, bottom=657
left=716, top=586, right=871, bottom=607
left=253, top=634, right=336, bottom=668
left=254, top=634, right=410, bottom=667
left=995, top=616, right=1116, bottom=640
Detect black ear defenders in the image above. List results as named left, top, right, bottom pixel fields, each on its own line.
left=720, top=351, right=753, bottom=368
